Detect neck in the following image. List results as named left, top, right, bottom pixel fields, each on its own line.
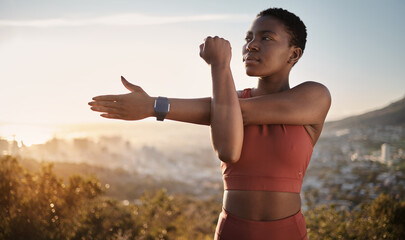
left=254, top=74, right=290, bottom=96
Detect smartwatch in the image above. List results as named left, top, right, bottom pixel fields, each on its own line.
left=154, top=96, right=170, bottom=121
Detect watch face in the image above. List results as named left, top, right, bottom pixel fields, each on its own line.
left=156, top=97, right=170, bottom=112
left=155, top=97, right=170, bottom=121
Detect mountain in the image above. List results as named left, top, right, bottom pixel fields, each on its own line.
left=325, top=95, right=405, bottom=130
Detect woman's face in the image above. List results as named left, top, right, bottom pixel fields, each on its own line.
left=242, top=16, right=294, bottom=77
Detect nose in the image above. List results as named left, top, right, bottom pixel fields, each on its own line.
left=245, top=38, right=259, bottom=52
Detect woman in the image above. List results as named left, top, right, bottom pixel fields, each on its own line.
left=89, top=7, right=331, bottom=240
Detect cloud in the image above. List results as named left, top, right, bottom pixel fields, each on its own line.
left=0, top=13, right=250, bottom=27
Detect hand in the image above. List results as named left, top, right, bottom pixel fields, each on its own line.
left=199, top=36, right=232, bottom=67
left=88, top=76, right=155, bottom=120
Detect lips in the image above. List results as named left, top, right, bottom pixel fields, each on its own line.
left=243, top=55, right=260, bottom=65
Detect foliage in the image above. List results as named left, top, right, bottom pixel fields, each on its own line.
left=3, top=155, right=404, bottom=239
left=0, top=155, right=104, bottom=240
left=0, top=156, right=219, bottom=240
left=306, top=194, right=405, bottom=239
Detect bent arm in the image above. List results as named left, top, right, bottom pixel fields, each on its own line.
left=199, top=36, right=244, bottom=163
left=209, top=66, right=244, bottom=163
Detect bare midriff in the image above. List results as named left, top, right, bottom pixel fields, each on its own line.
left=223, top=190, right=301, bottom=221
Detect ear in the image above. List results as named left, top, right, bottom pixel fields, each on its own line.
left=288, top=47, right=303, bottom=65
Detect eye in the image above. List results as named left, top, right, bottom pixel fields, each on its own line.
left=263, top=36, right=273, bottom=41
left=245, top=36, right=252, bottom=42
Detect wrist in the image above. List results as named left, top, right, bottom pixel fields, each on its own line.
left=210, top=62, right=231, bottom=70
left=149, top=97, right=157, bottom=117
left=211, top=64, right=232, bottom=83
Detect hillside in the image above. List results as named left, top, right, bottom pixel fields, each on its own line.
left=325, top=95, right=405, bottom=130
left=17, top=157, right=222, bottom=201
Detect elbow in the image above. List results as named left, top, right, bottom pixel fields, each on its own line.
left=218, top=150, right=241, bottom=164
left=239, top=99, right=250, bottom=126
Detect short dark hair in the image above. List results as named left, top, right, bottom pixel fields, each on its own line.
left=257, top=8, right=307, bottom=53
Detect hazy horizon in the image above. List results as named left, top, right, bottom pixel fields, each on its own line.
left=1, top=89, right=404, bottom=146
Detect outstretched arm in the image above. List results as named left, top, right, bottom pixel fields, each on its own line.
left=89, top=76, right=212, bottom=125
left=89, top=79, right=330, bottom=128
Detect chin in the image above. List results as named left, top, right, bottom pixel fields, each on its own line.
left=245, top=69, right=261, bottom=77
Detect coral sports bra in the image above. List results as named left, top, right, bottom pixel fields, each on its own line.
left=221, top=88, right=314, bottom=193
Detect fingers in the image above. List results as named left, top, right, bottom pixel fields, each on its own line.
left=203, top=36, right=224, bottom=44
left=199, top=43, right=207, bottom=61
left=100, top=113, right=125, bottom=119
left=121, top=76, right=143, bottom=93
left=201, top=36, right=230, bottom=52
left=200, top=36, right=231, bottom=66
left=199, top=43, right=204, bottom=53
left=88, top=101, right=122, bottom=108
left=90, top=106, right=122, bottom=114
left=89, top=100, right=124, bottom=113
left=90, top=76, right=148, bottom=121
left=89, top=99, right=130, bottom=120
left=92, top=94, right=122, bottom=101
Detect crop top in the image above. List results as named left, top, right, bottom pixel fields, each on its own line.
left=221, top=88, right=314, bottom=193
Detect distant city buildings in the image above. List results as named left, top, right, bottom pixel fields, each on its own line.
left=2, top=123, right=405, bottom=209
left=302, top=125, right=405, bottom=210
left=381, top=143, right=391, bottom=165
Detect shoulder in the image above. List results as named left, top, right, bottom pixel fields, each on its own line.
left=294, top=82, right=331, bottom=141
left=293, top=81, right=330, bottom=93
left=291, top=81, right=331, bottom=120
left=292, top=81, right=331, bottom=103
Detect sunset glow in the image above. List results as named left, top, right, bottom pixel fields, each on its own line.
left=1, top=0, right=404, bottom=134
left=0, top=123, right=55, bottom=146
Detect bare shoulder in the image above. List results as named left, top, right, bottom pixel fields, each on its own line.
left=293, top=81, right=331, bottom=100
left=291, top=81, right=332, bottom=111
left=291, top=82, right=331, bottom=143
left=291, top=81, right=332, bottom=123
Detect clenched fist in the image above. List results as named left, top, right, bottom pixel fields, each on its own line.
left=199, top=36, right=232, bottom=67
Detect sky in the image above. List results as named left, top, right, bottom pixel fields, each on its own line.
left=1, top=0, right=405, bottom=126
